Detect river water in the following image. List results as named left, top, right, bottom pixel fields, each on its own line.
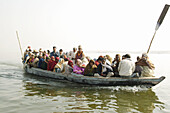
left=0, top=53, right=170, bottom=113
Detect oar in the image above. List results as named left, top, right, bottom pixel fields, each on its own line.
left=16, top=31, right=24, bottom=59
left=147, top=4, right=170, bottom=53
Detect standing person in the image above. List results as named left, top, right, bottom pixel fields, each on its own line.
left=68, top=47, right=77, bottom=65
left=38, top=48, right=43, bottom=57
left=135, top=53, right=155, bottom=77
left=111, top=54, right=121, bottom=76
left=75, top=45, right=85, bottom=64
left=118, top=54, right=135, bottom=77
left=58, top=49, right=64, bottom=58
left=50, top=46, right=59, bottom=58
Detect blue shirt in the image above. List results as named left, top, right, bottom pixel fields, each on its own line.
left=50, top=51, right=59, bottom=58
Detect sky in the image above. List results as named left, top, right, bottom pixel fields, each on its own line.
left=0, top=0, right=170, bottom=62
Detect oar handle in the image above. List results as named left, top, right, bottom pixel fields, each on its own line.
left=147, top=30, right=157, bottom=54
left=16, top=31, right=24, bottom=59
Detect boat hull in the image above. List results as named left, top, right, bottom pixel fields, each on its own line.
left=24, top=65, right=165, bottom=87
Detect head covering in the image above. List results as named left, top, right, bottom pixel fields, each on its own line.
left=68, top=60, right=73, bottom=68
left=78, top=45, right=82, bottom=49
left=56, top=57, right=60, bottom=61
left=51, top=56, right=55, bottom=59
left=77, top=59, right=82, bottom=64
left=89, top=59, right=95, bottom=64
left=28, top=46, right=31, bottom=49
left=32, top=49, right=38, bottom=53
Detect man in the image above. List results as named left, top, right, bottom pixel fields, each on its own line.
left=118, top=54, right=135, bottom=77
left=50, top=46, right=59, bottom=58
left=68, top=47, right=77, bottom=65
left=58, top=49, right=64, bottom=58
left=75, top=45, right=85, bottom=64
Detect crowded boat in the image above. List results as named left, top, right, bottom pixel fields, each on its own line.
left=23, top=45, right=155, bottom=78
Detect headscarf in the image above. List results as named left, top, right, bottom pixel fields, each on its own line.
left=68, top=60, right=73, bottom=68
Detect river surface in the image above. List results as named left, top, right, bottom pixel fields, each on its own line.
left=0, top=53, right=170, bottom=113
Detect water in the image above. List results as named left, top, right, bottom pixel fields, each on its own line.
left=0, top=53, right=170, bottom=113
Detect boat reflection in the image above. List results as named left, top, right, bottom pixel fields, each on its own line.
left=23, top=73, right=164, bottom=112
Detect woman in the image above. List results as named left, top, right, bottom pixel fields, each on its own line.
left=73, top=59, right=85, bottom=75
left=64, top=60, right=74, bottom=74
left=84, top=60, right=97, bottom=76
left=47, top=56, right=57, bottom=71
left=54, top=58, right=64, bottom=73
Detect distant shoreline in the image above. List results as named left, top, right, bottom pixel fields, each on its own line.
left=85, top=51, right=170, bottom=54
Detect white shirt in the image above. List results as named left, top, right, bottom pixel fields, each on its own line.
left=118, top=58, right=135, bottom=76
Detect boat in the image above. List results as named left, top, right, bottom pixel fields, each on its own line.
left=24, top=65, right=165, bottom=88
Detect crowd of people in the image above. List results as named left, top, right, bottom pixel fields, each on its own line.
left=23, top=45, right=155, bottom=78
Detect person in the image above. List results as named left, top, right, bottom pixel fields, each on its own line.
left=32, top=49, right=39, bottom=56
left=96, top=58, right=113, bottom=77
left=25, top=52, right=32, bottom=64
left=68, top=47, right=77, bottom=65
left=95, top=56, right=104, bottom=66
left=84, top=60, right=97, bottom=76
left=111, top=54, right=121, bottom=76
left=64, top=60, right=74, bottom=74
left=50, top=46, right=59, bottom=58
left=75, top=45, right=85, bottom=64
left=135, top=53, right=155, bottom=77
left=73, top=59, right=85, bottom=75
left=47, top=50, right=50, bottom=57
left=54, top=58, right=64, bottom=72
left=105, top=55, right=112, bottom=65
left=81, top=56, right=89, bottom=66
left=32, top=55, right=39, bottom=68
left=38, top=54, right=46, bottom=68
left=26, top=54, right=35, bottom=65
left=41, top=57, right=50, bottom=70
left=47, top=56, right=57, bottom=71
left=58, top=49, right=64, bottom=58
left=38, top=48, right=43, bottom=57
left=118, top=54, right=135, bottom=77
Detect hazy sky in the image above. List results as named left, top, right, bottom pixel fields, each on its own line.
left=0, top=0, right=170, bottom=61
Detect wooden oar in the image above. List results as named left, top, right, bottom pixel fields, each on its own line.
left=147, top=4, right=170, bottom=53
left=16, top=31, right=24, bottom=59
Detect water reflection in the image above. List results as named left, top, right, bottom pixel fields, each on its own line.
left=23, top=73, right=164, bottom=112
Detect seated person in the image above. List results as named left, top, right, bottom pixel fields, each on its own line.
left=47, top=56, right=57, bottom=71
left=73, top=59, right=85, bottom=75
left=95, top=56, right=104, bottom=66
left=38, top=54, right=46, bottom=68
left=54, top=58, right=64, bottom=73
left=41, top=57, right=50, bottom=70
left=64, top=60, right=74, bottom=74
left=135, top=53, right=155, bottom=77
left=111, top=54, right=121, bottom=76
left=84, top=60, right=97, bottom=76
left=32, top=56, right=39, bottom=68
left=96, top=58, right=113, bottom=77
left=118, top=54, right=135, bottom=77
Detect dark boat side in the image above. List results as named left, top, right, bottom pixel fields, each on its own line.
left=24, top=65, right=165, bottom=87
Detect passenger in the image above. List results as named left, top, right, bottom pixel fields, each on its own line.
left=26, top=54, right=35, bottom=65
left=38, top=54, right=46, bottom=68
left=134, top=56, right=143, bottom=76
left=118, top=54, right=135, bottom=77
left=41, top=57, right=50, bottom=70
left=38, top=48, right=43, bottom=57
left=81, top=56, right=88, bottom=66
left=24, top=49, right=29, bottom=62
left=32, top=56, right=39, bottom=68
left=122, top=55, right=126, bottom=60
left=25, top=52, right=32, bottom=64
left=73, top=59, right=85, bottom=75
left=68, top=47, right=77, bottom=65
left=96, top=58, right=113, bottom=77
left=111, top=54, right=121, bottom=76
left=27, top=46, right=32, bottom=52
left=47, top=56, right=57, bottom=71
left=95, top=56, right=104, bottom=66
left=75, top=45, right=85, bottom=64
left=59, top=49, right=64, bottom=58
left=54, top=58, right=64, bottom=72
left=135, top=53, right=155, bottom=77
left=105, top=55, right=112, bottom=65
left=50, top=46, right=59, bottom=58
left=86, top=56, right=91, bottom=62
left=47, top=50, right=50, bottom=57
left=32, top=49, right=39, bottom=56
left=43, top=50, right=48, bottom=57
left=64, top=60, right=74, bottom=74
left=84, top=60, right=97, bottom=76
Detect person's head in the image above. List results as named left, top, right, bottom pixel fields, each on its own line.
left=31, top=54, right=35, bottom=58
left=97, top=56, right=104, bottom=63
left=137, top=56, right=140, bottom=61
left=43, top=54, right=46, bottom=59
left=46, top=57, right=50, bottom=62
left=47, top=50, right=50, bottom=54
left=124, top=54, right=131, bottom=59
left=56, top=57, right=60, bottom=62
left=89, top=60, right=95, bottom=66
left=51, top=56, right=55, bottom=61
left=59, top=49, right=63, bottom=54
left=76, top=59, right=82, bottom=66
left=115, top=54, right=121, bottom=60
left=68, top=60, right=73, bottom=67
left=53, top=46, right=56, bottom=52
left=59, top=58, right=64, bottom=64
left=43, top=50, right=46, bottom=54
left=78, top=45, right=82, bottom=51
left=102, top=59, right=106, bottom=64
left=142, top=53, right=148, bottom=59
left=73, top=47, right=77, bottom=52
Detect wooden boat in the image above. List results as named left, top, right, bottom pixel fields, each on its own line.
left=24, top=65, right=165, bottom=88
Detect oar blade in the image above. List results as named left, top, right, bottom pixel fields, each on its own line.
left=155, top=4, right=170, bottom=30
